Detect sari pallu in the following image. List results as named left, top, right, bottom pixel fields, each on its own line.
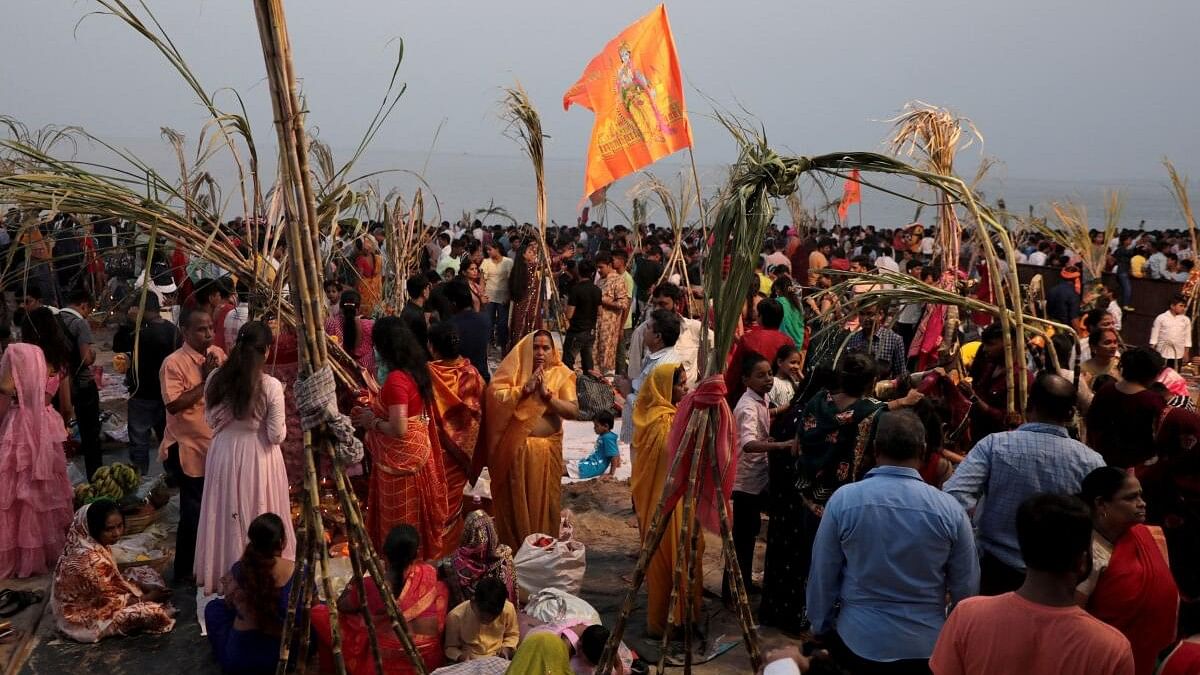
left=313, top=562, right=448, bottom=675
left=631, top=363, right=702, bottom=637
left=482, top=333, right=576, bottom=550
left=443, top=510, right=517, bottom=608
left=51, top=505, right=175, bottom=643
left=428, top=357, right=485, bottom=554
left=365, top=408, right=449, bottom=561
left=1088, top=524, right=1179, bottom=675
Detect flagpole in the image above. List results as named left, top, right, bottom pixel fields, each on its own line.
left=858, top=198, right=863, bottom=229
left=686, top=146, right=713, bottom=371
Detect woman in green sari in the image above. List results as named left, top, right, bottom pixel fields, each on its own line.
left=771, top=274, right=806, bottom=348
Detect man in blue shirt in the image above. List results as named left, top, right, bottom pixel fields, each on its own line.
left=944, top=372, right=1104, bottom=595
left=807, top=410, right=979, bottom=673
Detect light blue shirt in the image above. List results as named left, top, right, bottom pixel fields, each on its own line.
left=807, top=465, right=979, bottom=662
left=943, top=422, right=1104, bottom=571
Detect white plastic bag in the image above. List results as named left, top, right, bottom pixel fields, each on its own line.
left=523, top=587, right=601, bottom=626
left=514, top=533, right=586, bottom=597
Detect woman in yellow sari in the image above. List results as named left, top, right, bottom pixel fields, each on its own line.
left=630, top=363, right=699, bottom=639
left=355, top=236, right=383, bottom=316
left=483, top=330, right=579, bottom=550
left=427, top=322, right=485, bottom=555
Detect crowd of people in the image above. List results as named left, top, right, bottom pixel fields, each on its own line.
left=0, top=209, right=1198, bottom=675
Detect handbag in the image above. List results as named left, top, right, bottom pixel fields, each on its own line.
left=575, top=372, right=616, bottom=421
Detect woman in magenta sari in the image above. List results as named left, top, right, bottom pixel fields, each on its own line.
left=1077, top=467, right=1179, bottom=675
left=312, top=524, right=448, bottom=674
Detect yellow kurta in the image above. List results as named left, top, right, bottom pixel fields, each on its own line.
left=630, top=363, right=703, bottom=637
left=484, top=333, right=577, bottom=550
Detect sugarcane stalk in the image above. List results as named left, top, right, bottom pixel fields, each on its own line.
left=654, top=420, right=704, bottom=675
left=276, top=493, right=312, bottom=675
left=704, top=429, right=762, bottom=670
left=296, top=510, right=319, bottom=675
left=300, top=443, right=348, bottom=675
left=596, top=409, right=706, bottom=673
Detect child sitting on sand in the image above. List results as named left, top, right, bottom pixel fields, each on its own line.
left=564, top=411, right=621, bottom=479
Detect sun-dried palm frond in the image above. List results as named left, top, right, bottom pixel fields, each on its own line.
left=1037, top=191, right=1123, bottom=282
left=1164, top=158, right=1197, bottom=255
left=500, top=83, right=547, bottom=233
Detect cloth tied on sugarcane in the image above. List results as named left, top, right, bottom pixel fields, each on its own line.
left=294, top=364, right=364, bottom=463
left=662, top=374, right=738, bottom=534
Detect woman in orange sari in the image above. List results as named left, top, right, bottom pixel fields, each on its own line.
left=427, top=321, right=485, bottom=554
left=630, top=363, right=699, bottom=639
left=1077, top=467, right=1179, bottom=675
left=352, top=317, right=449, bottom=560
left=483, top=330, right=579, bottom=550
left=356, top=236, right=384, bottom=316
left=312, top=524, right=449, bottom=674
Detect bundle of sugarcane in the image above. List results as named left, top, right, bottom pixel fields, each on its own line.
left=1036, top=191, right=1123, bottom=283
left=631, top=172, right=695, bottom=291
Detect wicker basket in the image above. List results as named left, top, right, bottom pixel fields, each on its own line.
left=116, top=550, right=173, bottom=576
left=122, top=506, right=164, bottom=535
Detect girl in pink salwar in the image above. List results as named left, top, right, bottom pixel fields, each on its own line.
left=194, top=321, right=296, bottom=593
left=0, top=309, right=75, bottom=579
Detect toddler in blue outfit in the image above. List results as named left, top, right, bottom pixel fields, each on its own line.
left=565, top=411, right=621, bottom=479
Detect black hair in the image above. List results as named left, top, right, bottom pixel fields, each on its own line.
left=428, top=321, right=461, bottom=360
left=651, top=282, right=683, bottom=304
left=1027, top=372, right=1078, bottom=423
left=406, top=274, right=430, bottom=300
left=443, top=279, right=474, bottom=313
left=383, top=524, right=420, bottom=589
left=578, top=259, right=597, bottom=280
left=323, top=279, right=341, bottom=292
left=508, top=241, right=533, bottom=302
left=86, top=499, right=122, bottom=541
left=740, top=352, right=769, bottom=383
left=339, top=289, right=363, bottom=354
left=241, top=513, right=287, bottom=635
left=873, top=410, right=926, bottom=462
left=1079, top=466, right=1131, bottom=512
left=373, top=316, right=432, bottom=403
left=1171, top=294, right=1187, bottom=306
left=179, top=304, right=211, bottom=332
left=206, top=321, right=274, bottom=419
left=1118, top=346, right=1164, bottom=385
left=580, top=625, right=609, bottom=664
left=1091, top=373, right=1116, bottom=394
left=472, top=577, right=508, bottom=617
left=20, top=306, right=70, bottom=372
left=836, top=352, right=878, bottom=398
left=648, top=308, right=681, bottom=348
left=1016, top=493, right=1093, bottom=574
left=1082, top=308, right=1109, bottom=332
left=1088, top=326, right=1118, bottom=349
left=193, top=279, right=222, bottom=306
left=980, top=323, right=1005, bottom=344
left=66, top=286, right=93, bottom=307
left=773, top=343, right=800, bottom=374
left=756, top=297, right=784, bottom=330
left=594, top=410, right=615, bottom=430
left=23, top=285, right=43, bottom=301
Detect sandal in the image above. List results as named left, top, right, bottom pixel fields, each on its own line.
left=0, top=589, right=43, bottom=618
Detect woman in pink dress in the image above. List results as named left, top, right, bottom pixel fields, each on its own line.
left=194, top=321, right=296, bottom=593
left=324, top=289, right=376, bottom=373
left=0, top=308, right=75, bottom=578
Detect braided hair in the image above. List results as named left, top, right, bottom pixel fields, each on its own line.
left=428, top=321, right=461, bottom=361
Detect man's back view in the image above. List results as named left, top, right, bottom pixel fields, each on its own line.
left=930, top=493, right=1134, bottom=675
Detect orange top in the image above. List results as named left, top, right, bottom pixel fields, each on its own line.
left=158, top=343, right=226, bottom=477
left=931, top=592, right=1134, bottom=675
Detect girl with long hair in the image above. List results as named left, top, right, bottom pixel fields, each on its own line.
left=458, top=259, right=487, bottom=312
left=324, top=289, right=376, bottom=372
left=0, top=308, right=75, bottom=578
left=194, top=321, right=296, bottom=593
left=351, top=317, right=449, bottom=559
left=506, top=240, right=542, bottom=352
left=205, top=512, right=295, bottom=672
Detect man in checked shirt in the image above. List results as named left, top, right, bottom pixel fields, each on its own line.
left=845, top=303, right=908, bottom=379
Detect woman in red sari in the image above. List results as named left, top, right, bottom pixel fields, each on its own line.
left=312, top=524, right=448, bottom=674
left=1077, top=466, right=1179, bottom=675
left=352, top=317, right=449, bottom=560
left=427, top=322, right=484, bottom=554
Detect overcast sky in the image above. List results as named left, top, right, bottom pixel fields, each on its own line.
left=4, top=1, right=1199, bottom=189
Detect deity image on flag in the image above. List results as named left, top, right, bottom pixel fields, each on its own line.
left=615, top=41, right=671, bottom=143
left=564, top=4, right=693, bottom=199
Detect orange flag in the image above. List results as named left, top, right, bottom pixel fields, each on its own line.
left=563, top=4, right=693, bottom=201
left=837, top=169, right=862, bottom=222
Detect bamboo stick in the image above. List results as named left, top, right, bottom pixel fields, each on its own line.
left=301, top=443, right=348, bottom=675
left=654, top=418, right=704, bottom=674
left=276, top=494, right=312, bottom=675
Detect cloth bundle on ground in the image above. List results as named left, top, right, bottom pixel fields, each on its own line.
left=523, top=587, right=602, bottom=627
left=514, top=533, right=586, bottom=598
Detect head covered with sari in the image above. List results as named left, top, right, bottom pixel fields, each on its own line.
left=450, top=510, right=517, bottom=605
left=479, top=331, right=575, bottom=476
left=632, top=363, right=681, bottom=456
left=507, top=631, right=572, bottom=675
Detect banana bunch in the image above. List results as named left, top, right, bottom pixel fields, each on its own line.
left=90, top=463, right=141, bottom=500
left=74, top=482, right=96, bottom=506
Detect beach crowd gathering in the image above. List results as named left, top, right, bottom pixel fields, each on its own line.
left=1, top=210, right=1200, bottom=675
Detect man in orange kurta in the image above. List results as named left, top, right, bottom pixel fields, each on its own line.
left=483, top=331, right=579, bottom=550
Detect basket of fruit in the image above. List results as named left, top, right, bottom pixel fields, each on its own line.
left=73, top=464, right=166, bottom=533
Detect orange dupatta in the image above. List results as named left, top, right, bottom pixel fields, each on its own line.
left=428, top=357, right=485, bottom=550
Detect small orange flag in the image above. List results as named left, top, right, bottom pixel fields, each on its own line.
left=838, top=169, right=862, bottom=222
left=564, top=4, right=693, bottom=201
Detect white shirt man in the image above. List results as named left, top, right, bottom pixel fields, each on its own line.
left=481, top=253, right=513, bottom=306
left=1151, top=299, right=1192, bottom=363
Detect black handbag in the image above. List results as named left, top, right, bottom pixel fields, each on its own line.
left=575, top=372, right=617, bottom=421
